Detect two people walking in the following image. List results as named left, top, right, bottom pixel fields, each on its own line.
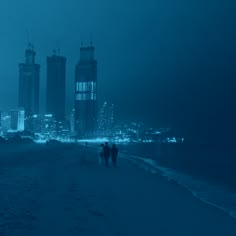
left=99, top=142, right=118, bottom=167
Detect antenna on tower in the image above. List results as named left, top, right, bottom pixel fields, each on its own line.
left=55, top=40, right=61, bottom=55
left=89, top=33, right=93, bottom=46
left=26, top=29, right=30, bottom=48
left=26, top=29, right=34, bottom=50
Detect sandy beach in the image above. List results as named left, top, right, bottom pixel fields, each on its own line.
left=0, top=143, right=235, bottom=235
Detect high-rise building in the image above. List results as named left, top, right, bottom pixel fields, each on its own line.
left=1, top=112, right=11, bottom=133
left=0, top=111, right=2, bottom=129
left=74, top=45, right=97, bottom=137
left=41, top=114, right=57, bottom=139
left=70, top=109, right=76, bottom=136
left=46, top=51, right=66, bottom=121
left=9, top=109, right=25, bottom=131
left=0, top=109, right=25, bottom=133
left=18, top=44, right=40, bottom=115
left=97, top=102, right=114, bottom=136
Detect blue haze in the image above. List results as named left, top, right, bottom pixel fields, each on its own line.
left=0, top=0, right=235, bottom=145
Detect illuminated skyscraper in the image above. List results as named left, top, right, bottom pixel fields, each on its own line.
left=0, top=109, right=25, bottom=132
left=97, top=102, right=114, bottom=136
left=0, top=111, right=10, bottom=133
left=18, top=44, right=40, bottom=115
left=46, top=51, right=66, bottom=121
left=70, top=109, right=76, bottom=136
left=9, top=109, right=25, bottom=131
left=74, top=45, right=97, bottom=137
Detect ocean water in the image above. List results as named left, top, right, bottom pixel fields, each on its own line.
left=120, top=151, right=236, bottom=219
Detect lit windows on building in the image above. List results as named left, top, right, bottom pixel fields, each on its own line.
left=76, top=82, right=96, bottom=93
left=76, top=82, right=96, bottom=101
left=18, top=109, right=25, bottom=131
left=76, top=93, right=97, bottom=101
left=74, top=45, right=97, bottom=136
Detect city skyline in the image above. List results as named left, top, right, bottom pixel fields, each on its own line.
left=14, top=42, right=97, bottom=114
left=0, top=0, right=175, bottom=128
left=0, top=2, right=235, bottom=235
left=15, top=43, right=99, bottom=137
left=0, top=0, right=235, bottom=145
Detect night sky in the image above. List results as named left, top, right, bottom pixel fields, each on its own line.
left=0, top=0, right=235, bottom=144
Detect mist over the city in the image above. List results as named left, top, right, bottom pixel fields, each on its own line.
left=0, top=1, right=236, bottom=235
left=0, top=0, right=234, bottom=144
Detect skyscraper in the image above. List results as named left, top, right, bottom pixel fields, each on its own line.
left=46, top=51, right=66, bottom=121
left=97, top=102, right=114, bottom=137
left=74, top=45, right=97, bottom=137
left=9, top=109, right=25, bottom=131
left=18, top=44, right=40, bottom=115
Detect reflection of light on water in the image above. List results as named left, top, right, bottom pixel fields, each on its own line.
left=167, top=137, right=177, bottom=143
left=112, top=137, right=131, bottom=143
left=142, top=139, right=153, bottom=143
left=35, top=139, right=47, bottom=144
left=34, top=132, right=184, bottom=145
left=78, top=137, right=132, bottom=144
left=78, top=138, right=109, bottom=143
left=35, top=136, right=132, bottom=144
left=34, top=135, right=72, bottom=144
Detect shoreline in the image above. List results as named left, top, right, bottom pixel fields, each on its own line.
left=120, top=152, right=236, bottom=220
left=0, top=143, right=236, bottom=235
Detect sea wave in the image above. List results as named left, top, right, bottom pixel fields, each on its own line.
left=121, top=153, right=236, bottom=219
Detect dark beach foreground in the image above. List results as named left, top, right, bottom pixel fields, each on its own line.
left=0, top=143, right=235, bottom=235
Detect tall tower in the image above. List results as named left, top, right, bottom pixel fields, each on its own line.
left=74, top=45, right=97, bottom=137
left=46, top=51, right=66, bottom=121
left=18, top=44, right=40, bottom=115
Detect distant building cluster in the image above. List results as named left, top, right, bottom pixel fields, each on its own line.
left=0, top=43, right=98, bottom=141
left=105, top=122, right=175, bottom=143
left=97, top=102, right=114, bottom=137
left=0, top=109, right=25, bottom=135
left=0, top=43, right=182, bottom=144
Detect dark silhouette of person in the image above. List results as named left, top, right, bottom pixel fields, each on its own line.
left=103, top=142, right=111, bottom=167
left=98, top=144, right=104, bottom=166
left=111, top=144, right=119, bottom=167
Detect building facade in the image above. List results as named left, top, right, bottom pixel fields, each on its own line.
left=46, top=52, right=66, bottom=121
left=9, top=109, right=25, bottom=131
left=74, top=46, right=97, bottom=137
left=0, top=111, right=10, bottom=133
left=97, top=101, right=114, bottom=137
left=18, top=45, right=40, bottom=115
left=0, top=109, right=25, bottom=133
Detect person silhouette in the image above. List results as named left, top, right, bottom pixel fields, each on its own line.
left=98, top=144, right=104, bottom=166
left=103, top=142, right=111, bottom=167
left=111, top=144, right=119, bottom=167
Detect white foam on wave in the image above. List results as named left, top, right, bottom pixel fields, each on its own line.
left=121, top=153, right=236, bottom=219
